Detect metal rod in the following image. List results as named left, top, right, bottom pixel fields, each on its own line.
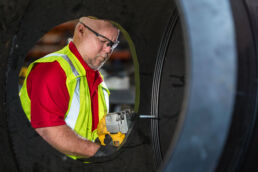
left=139, top=115, right=159, bottom=119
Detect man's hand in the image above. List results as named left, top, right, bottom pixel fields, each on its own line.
left=35, top=125, right=100, bottom=158
left=93, top=144, right=117, bottom=157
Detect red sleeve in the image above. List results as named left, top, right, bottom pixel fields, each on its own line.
left=27, top=61, right=69, bottom=128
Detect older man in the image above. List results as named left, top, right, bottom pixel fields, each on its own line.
left=19, top=17, right=120, bottom=159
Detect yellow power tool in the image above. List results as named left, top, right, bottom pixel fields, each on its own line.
left=97, top=110, right=132, bottom=147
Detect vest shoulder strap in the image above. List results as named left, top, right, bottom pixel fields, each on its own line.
left=43, top=53, right=79, bottom=77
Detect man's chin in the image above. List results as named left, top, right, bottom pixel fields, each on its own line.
left=96, top=59, right=108, bottom=70
left=95, top=63, right=105, bottom=71
left=88, top=63, right=104, bottom=71
left=88, top=58, right=107, bottom=70
left=87, top=64, right=98, bottom=71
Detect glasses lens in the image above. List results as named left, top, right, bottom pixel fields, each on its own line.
left=106, top=41, right=119, bottom=50
left=111, top=41, right=119, bottom=50
left=107, top=41, right=114, bottom=47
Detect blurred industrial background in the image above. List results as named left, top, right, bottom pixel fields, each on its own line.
left=18, top=19, right=135, bottom=112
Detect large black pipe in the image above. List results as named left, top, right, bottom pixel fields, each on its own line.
left=153, top=0, right=236, bottom=171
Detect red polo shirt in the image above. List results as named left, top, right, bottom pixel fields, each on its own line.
left=27, top=42, right=103, bottom=130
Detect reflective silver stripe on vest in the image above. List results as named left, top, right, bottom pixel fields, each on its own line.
left=65, top=78, right=80, bottom=129
left=44, top=53, right=80, bottom=129
left=101, top=81, right=109, bottom=113
left=44, top=53, right=79, bottom=76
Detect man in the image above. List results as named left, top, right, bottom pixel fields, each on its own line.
left=19, top=17, right=120, bottom=159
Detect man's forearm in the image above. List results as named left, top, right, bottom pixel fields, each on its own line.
left=35, top=125, right=100, bottom=158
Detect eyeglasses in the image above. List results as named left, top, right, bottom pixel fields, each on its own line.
left=79, top=21, right=119, bottom=50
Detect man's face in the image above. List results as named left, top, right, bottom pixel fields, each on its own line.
left=80, top=23, right=119, bottom=70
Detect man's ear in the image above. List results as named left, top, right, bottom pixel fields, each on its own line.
left=77, top=23, right=84, bottom=35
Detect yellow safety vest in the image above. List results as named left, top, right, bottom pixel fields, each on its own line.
left=19, top=45, right=110, bottom=160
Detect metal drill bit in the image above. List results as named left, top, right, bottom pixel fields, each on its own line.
left=139, top=115, right=159, bottom=119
